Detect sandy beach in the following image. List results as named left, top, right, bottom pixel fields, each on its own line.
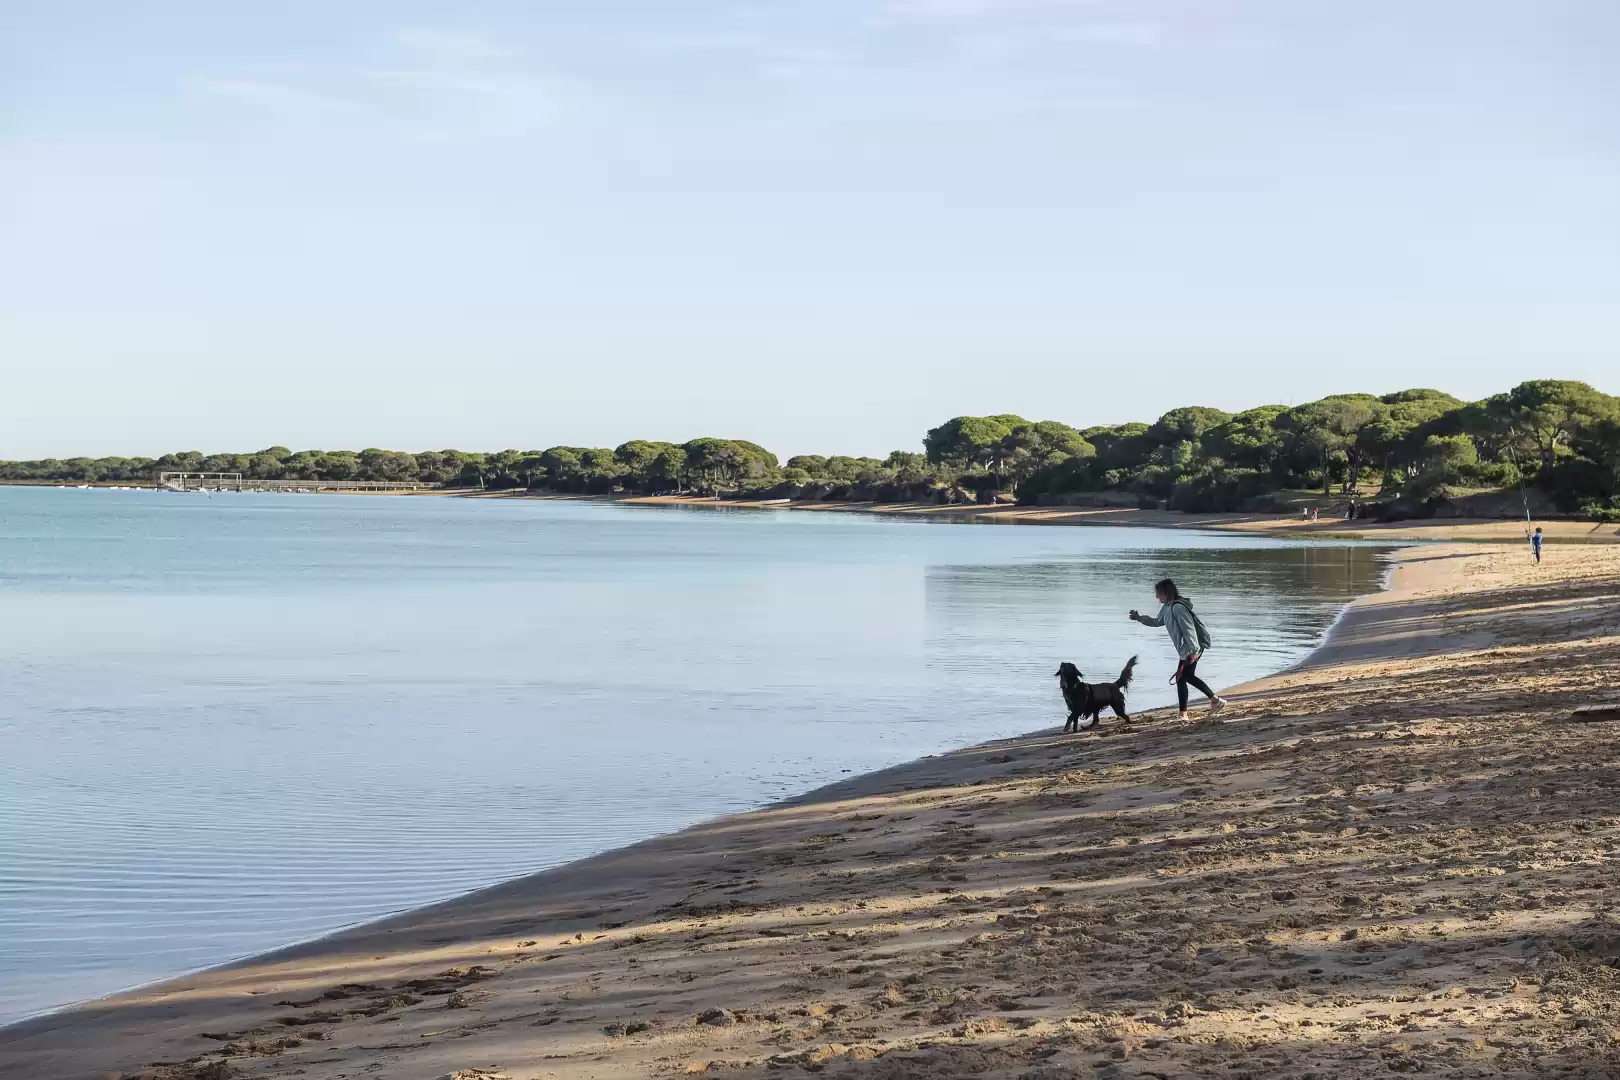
left=6, top=540, right=1620, bottom=1079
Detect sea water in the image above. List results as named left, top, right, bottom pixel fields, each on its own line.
left=0, top=487, right=1388, bottom=1022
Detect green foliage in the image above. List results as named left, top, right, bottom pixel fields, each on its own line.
left=923, top=415, right=1026, bottom=468
left=1203, top=407, right=1287, bottom=474
left=1403, top=434, right=1479, bottom=500
left=614, top=440, right=683, bottom=491
left=999, top=421, right=1093, bottom=492
left=882, top=451, right=930, bottom=481
left=682, top=438, right=778, bottom=494
left=1148, top=406, right=1233, bottom=445
left=1276, top=396, right=1378, bottom=493
left=1359, top=392, right=1462, bottom=491
left=1481, top=380, right=1619, bottom=468
left=1080, top=423, right=1157, bottom=485
left=528, top=447, right=613, bottom=492
left=4, top=381, right=1617, bottom=514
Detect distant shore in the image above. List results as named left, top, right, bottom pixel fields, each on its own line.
left=8, top=542, right=1620, bottom=1078
left=481, top=490, right=1620, bottom=544
left=11, top=480, right=1617, bottom=542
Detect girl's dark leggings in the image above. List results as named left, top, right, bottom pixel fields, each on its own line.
left=1177, top=655, right=1214, bottom=710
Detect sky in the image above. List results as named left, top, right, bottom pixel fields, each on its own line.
left=2, top=1, right=1617, bottom=460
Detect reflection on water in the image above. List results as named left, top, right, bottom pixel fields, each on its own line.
left=925, top=545, right=1387, bottom=720
left=0, top=488, right=1390, bottom=1024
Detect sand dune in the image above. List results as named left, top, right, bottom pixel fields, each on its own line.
left=5, top=544, right=1620, bottom=1079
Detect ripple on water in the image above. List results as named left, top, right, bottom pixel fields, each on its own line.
left=0, top=489, right=1391, bottom=1024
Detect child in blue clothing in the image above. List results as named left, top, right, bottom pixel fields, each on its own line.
left=1531, top=527, right=1543, bottom=564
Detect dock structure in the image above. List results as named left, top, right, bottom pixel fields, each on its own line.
left=158, top=472, right=244, bottom=491
left=156, top=472, right=435, bottom=493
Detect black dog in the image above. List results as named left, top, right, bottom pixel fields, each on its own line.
left=1055, top=657, right=1137, bottom=732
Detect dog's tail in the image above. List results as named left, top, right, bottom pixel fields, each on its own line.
left=1117, top=655, right=1138, bottom=691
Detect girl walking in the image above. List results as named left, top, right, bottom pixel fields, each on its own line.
left=1129, top=577, right=1228, bottom=722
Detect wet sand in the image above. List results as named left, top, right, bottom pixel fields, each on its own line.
left=6, top=544, right=1620, bottom=1079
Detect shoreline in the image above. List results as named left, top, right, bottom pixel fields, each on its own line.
left=10, top=482, right=1619, bottom=543
left=0, top=537, right=1391, bottom=1036
left=494, top=491, right=1620, bottom=545
left=7, top=546, right=1620, bottom=1077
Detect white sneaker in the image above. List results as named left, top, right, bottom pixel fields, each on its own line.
left=1209, top=697, right=1228, bottom=715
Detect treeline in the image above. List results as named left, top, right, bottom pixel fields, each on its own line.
left=0, top=440, right=782, bottom=494
left=4, top=380, right=1617, bottom=519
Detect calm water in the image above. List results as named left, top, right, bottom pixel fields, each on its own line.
left=0, top=488, right=1389, bottom=1023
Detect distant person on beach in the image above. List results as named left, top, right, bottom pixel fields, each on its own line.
left=1532, top=527, right=1544, bottom=564
left=1129, top=578, right=1228, bottom=723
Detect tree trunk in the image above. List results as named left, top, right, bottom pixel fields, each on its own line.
left=1536, top=429, right=1558, bottom=469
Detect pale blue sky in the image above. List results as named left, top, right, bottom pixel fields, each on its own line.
left=3, top=1, right=1616, bottom=459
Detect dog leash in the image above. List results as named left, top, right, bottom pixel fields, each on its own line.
left=1168, top=654, right=1201, bottom=684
